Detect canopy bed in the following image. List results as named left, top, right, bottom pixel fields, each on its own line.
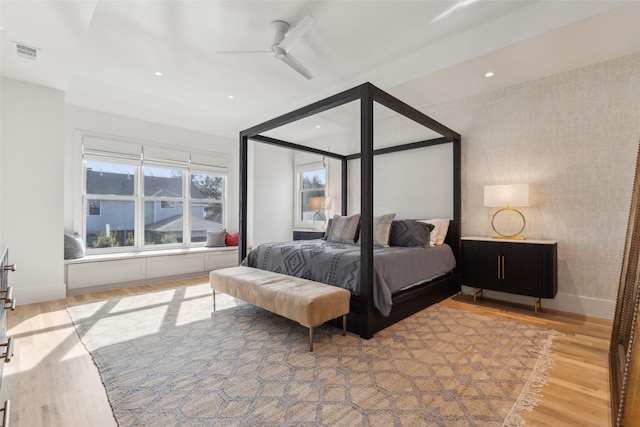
left=238, top=82, right=461, bottom=339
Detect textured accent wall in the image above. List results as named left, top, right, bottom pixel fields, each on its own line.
left=422, top=53, right=640, bottom=308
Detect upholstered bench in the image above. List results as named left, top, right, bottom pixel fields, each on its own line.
left=209, top=266, right=350, bottom=351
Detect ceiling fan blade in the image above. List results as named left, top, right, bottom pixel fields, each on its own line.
left=278, top=14, right=315, bottom=51
left=215, top=50, right=271, bottom=54
left=279, top=53, right=313, bottom=80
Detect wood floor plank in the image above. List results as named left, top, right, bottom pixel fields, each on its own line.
left=0, top=279, right=613, bottom=426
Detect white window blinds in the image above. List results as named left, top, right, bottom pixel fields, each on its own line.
left=143, top=145, right=190, bottom=168
left=82, top=136, right=141, bottom=163
left=82, top=134, right=229, bottom=173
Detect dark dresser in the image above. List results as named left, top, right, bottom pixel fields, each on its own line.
left=461, top=237, right=557, bottom=313
left=0, top=247, right=16, bottom=426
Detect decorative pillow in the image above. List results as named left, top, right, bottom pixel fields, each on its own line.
left=322, top=218, right=333, bottom=240
left=64, top=233, right=85, bottom=259
left=225, top=231, right=239, bottom=246
left=326, top=214, right=361, bottom=244
left=419, top=218, right=450, bottom=246
left=390, top=220, right=434, bottom=247
left=357, top=213, right=396, bottom=247
left=205, top=229, right=227, bottom=247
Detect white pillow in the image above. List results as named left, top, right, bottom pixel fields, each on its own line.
left=419, top=218, right=450, bottom=246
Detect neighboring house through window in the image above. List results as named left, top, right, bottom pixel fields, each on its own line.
left=82, top=134, right=229, bottom=252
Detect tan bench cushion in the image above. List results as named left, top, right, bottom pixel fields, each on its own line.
left=210, top=266, right=350, bottom=328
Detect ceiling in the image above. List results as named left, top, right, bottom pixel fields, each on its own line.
left=1, top=0, right=639, bottom=143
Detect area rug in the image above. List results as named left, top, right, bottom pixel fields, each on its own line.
left=67, top=284, right=559, bottom=426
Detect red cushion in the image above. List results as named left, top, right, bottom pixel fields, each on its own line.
left=225, top=232, right=239, bottom=246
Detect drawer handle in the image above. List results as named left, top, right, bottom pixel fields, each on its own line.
left=0, top=400, right=11, bottom=427
left=3, top=264, right=15, bottom=272
left=4, top=299, right=16, bottom=311
left=1, top=400, right=9, bottom=427
left=1, top=338, right=13, bottom=363
left=0, top=287, right=13, bottom=306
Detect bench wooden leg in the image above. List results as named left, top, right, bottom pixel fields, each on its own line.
left=212, top=290, right=216, bottom=311
left=309, top=327, right=314, bottom=352
left=342, top=315, right=347, bottom=336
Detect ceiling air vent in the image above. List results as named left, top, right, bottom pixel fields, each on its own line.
left=12, top=41, right=39, bottom=60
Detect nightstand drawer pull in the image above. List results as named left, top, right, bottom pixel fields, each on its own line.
left=502, top=256, right=505, bottom=280
left=497, top=256, right=500, bottom=279
left=0, top=338, right=13, bottom=363
left=1, top=400, right=9, bottom=427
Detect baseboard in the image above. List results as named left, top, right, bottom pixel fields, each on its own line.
left=460, top=285, right=616, bottom=320
left=14, top=282, right=67, bottom=305
left=66, top=271, right=208, bottom=296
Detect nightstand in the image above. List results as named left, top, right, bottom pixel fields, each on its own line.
left=293, top=230, right=325, bottom=240
left=461, top=237, right=557, bottom=313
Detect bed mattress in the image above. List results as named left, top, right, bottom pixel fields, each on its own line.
left=241, top=239, right=456, bottom=316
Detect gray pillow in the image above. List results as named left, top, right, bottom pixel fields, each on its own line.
left=322, top=218, right=333, bottom=240
left=389, top=220, right=434, bottom=247
left=326, top=214, right=361, bottom=244
left=357, top=213, right=396, bottom=247
left=64, top=233, right=86, bottom=259
left=205, top=229, right=227, bottom=247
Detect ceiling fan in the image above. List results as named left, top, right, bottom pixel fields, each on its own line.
left=217, top=15, right=316, bottom=80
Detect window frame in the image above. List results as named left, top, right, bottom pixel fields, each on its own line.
left=80, top=139, right=229, bottom=254
left=82, top=158, right=139, bottom=252
left=142, top=165, right=186, bottom=248
left=189, top=169, right=227, bottom=244
left=294, top=159, right=328, bottom=230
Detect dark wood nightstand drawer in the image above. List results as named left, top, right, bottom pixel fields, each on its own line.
left=462, top=237, right=557, bottom=311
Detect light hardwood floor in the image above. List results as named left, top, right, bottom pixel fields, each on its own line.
left=0, top=277, right=612, bottom=426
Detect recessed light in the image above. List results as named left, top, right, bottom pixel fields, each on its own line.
left=154, top=71, right=163, bottom=77
left=228, top=95, right=234, bottom=99
left=315, top=125, right=321, bottom=129
left=0, top=26, right=5, bottom=32
left=485, top=71, right=494, bottom=78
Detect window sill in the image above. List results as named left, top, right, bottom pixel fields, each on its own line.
left=64, top=246, right=240, bottom=265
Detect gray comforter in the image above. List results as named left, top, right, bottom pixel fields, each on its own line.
left=241, top=240, right=456, bottom=316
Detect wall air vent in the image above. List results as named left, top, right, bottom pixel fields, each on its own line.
left=12, top=41, right=39, bottom=60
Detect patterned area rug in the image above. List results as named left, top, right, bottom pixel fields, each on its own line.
left=67, top=284, right=559, bottom=426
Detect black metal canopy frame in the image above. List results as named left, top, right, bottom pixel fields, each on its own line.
left=238, top=82, right=462, bottom=338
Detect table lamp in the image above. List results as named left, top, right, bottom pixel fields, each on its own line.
left=484, top=184, right=529, bottom=240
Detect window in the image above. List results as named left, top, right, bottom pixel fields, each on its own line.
left=82, top=136, right=228, bottom=252
left=88, top=200, right=101, bottom=216
left=143, top=166, right=184, bottom=246
left=190, top=172, right=225, bottom=242
left=84, top=160, right=136, bottom=248
left=294, top=155, right=327, bottom=228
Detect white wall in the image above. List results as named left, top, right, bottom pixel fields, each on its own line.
left=250, top=142, right=293, bottom=246
left=0, top=78, right=3, bottom=249
left=422, top=53, right=640, bottom=318
left=346, top=145, right=454, bottom=219
left=0, top=78, right=66, bottom=303
left=64, top=106, right=239, bottom=236
left=0, top=84, right=240, bottom=305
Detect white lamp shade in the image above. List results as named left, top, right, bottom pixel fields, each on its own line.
left=484, top=184, right=529, bottom=207
left=322, top=197, right=331, bottom=210
left=308, top=196, right=331, bottom=212
left=308, top=197, right=324, bottom=211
